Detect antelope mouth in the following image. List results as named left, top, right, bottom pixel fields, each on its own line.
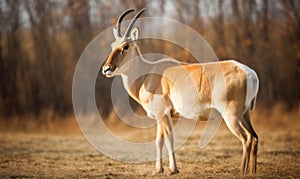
left=102, top=65, right=118, bottom=77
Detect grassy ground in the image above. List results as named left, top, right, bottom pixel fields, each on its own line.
left=0, top=105, right=299, bottom=178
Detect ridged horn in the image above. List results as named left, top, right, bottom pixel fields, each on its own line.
left=124, top=8, right=145, bottom=37
left=116, top=9, right=135, bottom=37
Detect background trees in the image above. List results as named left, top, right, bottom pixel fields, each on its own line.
left=0, top=0, right=299, bottom=119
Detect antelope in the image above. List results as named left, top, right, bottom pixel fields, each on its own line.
left=102, top=9, right=259, bottom=175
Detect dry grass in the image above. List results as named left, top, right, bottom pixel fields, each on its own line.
left=0, top=103, right=299, bottom=178
left=0, top=114, right=81, bottom=135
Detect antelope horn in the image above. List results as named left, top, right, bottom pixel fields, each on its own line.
left=116, top=9, right=135, bottom=37
left=124, top=8, right=145, bottom=37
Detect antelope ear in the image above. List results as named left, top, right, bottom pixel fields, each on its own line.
left=130, top=27, right=139, bottom=41
left=113, top=27, right=119, bottom=39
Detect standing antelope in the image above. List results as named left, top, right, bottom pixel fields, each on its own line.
left=102, top=9, right=259, bottom=175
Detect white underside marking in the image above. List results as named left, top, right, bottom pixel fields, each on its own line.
left=147, top=94, right=169, bottom=119
left=121, top=74, right=130, bottom=92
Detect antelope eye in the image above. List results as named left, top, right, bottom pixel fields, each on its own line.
left=123, top=45, right=129, bottom=50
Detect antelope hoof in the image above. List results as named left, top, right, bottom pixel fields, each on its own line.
left=249, top=169, right=256, bottom=175
left=152, top=168, right=164, bottom=175
left=167, top=168, right=179, bottom=175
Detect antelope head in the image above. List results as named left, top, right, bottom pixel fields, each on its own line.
left=102, top=9, right=145, bottom=77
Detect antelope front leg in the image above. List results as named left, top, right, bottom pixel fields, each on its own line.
left=153, top=122, right=164, bottom=175
left=153, top=115, right=179, bottom=175
left=161, top=115, right=179, bottom=175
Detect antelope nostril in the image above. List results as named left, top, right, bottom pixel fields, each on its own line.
left=104, top=66, right=111, bottom=73
left=103, top=65, right=116, bottom=74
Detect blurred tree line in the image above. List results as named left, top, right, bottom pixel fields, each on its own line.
left=0, top=0, right=299, bottom=119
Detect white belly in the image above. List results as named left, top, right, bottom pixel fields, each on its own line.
left=168, top=84, right=210, bottom=120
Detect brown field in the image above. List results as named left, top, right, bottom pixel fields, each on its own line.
left=0, top=104, right=299, bottom=178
